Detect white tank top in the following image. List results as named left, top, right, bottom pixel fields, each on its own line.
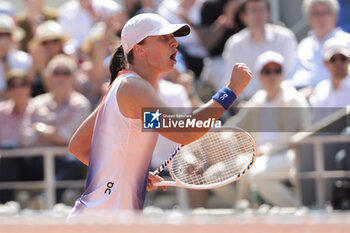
left=70, top=70, right=158, bottom=217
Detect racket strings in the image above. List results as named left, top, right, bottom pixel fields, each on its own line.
left=171, top=131, right=255, bottom=187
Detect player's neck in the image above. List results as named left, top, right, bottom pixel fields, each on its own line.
left=129, top=63, right=160, bottom=87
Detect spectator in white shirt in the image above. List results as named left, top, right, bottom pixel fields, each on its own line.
left=290, top=0, right=350, bottom=89
left=310, top=37, right=350, bottom=122
left=222, top=0, right=297, bottom=100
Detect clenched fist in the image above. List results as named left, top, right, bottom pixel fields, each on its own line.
left=228, top=63, right=252, bottom=96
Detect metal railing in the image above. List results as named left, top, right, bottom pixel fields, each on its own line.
left=293, top=134, right=350, bottom=208
left=0, top=147, right=86, bottom=208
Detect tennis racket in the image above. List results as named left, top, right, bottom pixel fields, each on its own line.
left=152, top=127, right=257, bottom=190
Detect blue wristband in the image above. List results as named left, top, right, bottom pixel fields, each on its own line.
left=212, top=87, right=237, bottom=110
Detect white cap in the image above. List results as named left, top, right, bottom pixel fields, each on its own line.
left=29, top=20, right=70, bottom=49
left=323, top=37, right=350, bottom=61
left=121, top=13, right=190, bottom=54
left=0, top=13, right=24, bottom=41
left=255, top=50, right=284, bottom=73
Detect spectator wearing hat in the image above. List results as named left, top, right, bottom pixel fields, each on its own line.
left=16, top=0, right=58, bottom=52
left=0, top=14, right=31, bottom=99
left=0, top=69, right=33, bottom=203
left=290, top=0, right=350, bottom=90
left=221, top=0, right=297, bottom=100
left=28, top=20, right=70, bottom=96
left=218, top=51, right=310, bottom=207
left=310, top=37, right=350, bottom=122
left=20, top=54, right=91, bottom=203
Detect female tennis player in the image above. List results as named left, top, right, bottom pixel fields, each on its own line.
left=68, top=13, right=252, bottom=217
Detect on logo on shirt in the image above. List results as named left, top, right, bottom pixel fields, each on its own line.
left=104, top=181, right=114, bottom=195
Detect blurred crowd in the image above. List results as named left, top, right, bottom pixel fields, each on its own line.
left=0, top=0, right=350, bottom=210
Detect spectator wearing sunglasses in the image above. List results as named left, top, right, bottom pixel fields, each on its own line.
left=0, top=14, right=32, bottom=99
left=310, top=37, right=350, bottom=122
left=216, top=51, right=310, bottom=207
left=0, top=69, right=32, bottom=149
left=28, top=20, right=70, bottom=96
left=0, top=69, right=33, bottom=203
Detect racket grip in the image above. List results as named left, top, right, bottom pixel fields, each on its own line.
left=154, top=181, right=177, bottom=187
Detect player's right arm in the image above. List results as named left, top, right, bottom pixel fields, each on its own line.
left=68, top=108, right=97, bottom=166
left=69, top=63, right=251, bottom=163
left=118, top=63, right=252, bottom=145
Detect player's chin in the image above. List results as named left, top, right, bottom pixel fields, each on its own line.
left=163, top=65, right=176, bottom=73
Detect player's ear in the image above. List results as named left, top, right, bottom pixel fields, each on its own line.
left=134, top=45, right=146, bottom=56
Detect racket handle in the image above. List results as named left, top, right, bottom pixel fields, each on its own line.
left=154, top=181, right=178, bottom=187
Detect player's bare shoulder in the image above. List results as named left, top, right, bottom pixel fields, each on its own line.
left=118, top=74, right=154, bottom=96
left=117, top=73, right=160, bottom=119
